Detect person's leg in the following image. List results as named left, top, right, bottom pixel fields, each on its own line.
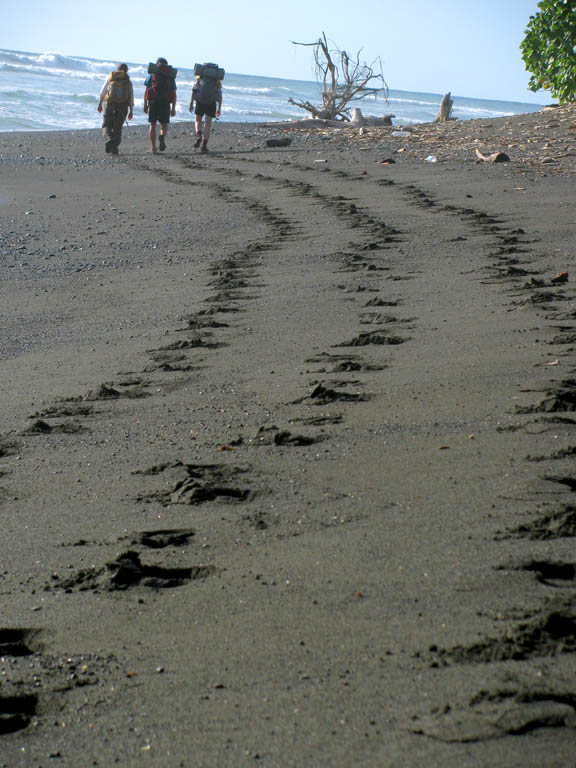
left=149, top=121, right=157, bottom=152
left=102, top=104, right=114, bottom=153
left=159, top=122, right=168, bottom=151
left=194, top=115, right=203, bottom=147
left=111, top=105, right=126, bottom=153
left=201, top=115, right=213, bottom=152
left=203, top=115, right=213, bottom=144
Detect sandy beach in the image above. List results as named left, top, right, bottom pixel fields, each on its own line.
left=1, top=108, right=576, bottom=766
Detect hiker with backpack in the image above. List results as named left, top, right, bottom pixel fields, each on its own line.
left=144, top=57, right=177, bottom=153
left=189, top=63, right=223, bottom=153
left=97, top=63, right=134, bottom=155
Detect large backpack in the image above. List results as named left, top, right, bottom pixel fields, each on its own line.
left=194, top=77, right=220, bottom=105
left=194, top=62, right=225, bottom=81
left=147, top=64, right=176, bottom=103
left=106, top=72, right=131, bottom=104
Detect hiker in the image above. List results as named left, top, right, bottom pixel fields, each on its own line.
left=189, top=65, right=222, bottom=153
left=97, top=63, right=133, bottom=155
left=144, top=57, right=177, bottom=153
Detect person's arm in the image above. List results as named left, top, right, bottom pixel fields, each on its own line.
left=170, top=80, right=177, bottom=117
left=215, top=81, right=222, bottom=117
left=143, top=76, right=150, bottom=113
left=189, top=84, right=196, bottom=112
left=128, top=81, right=134, bottom=120
left=97, top=77, right=109, bottom=113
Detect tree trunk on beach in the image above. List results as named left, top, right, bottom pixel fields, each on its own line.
left=263, top=108, right=394, bottom=131
left=350, top=108, right=394, bottom=126
left=433, top=92, right=454, bottom=123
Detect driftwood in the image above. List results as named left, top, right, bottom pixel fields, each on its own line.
left=350, top=108, right=394, bottom=126
left=290, top=33, right=388, bottom=120
left=263, top=118, right=354, bottom=130
left=433, top=92, right=454, bottom=123
left=475, top=148, right=510, bottom=164
left=266, top=138, right=292, bottom=147
left=287, top=97, right=335, bottom=120
left=264, top=108, right=394, bottom=132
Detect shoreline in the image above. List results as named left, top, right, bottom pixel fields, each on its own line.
left=1, top=112, right=576, bottom=765
left=1, top=104, right=574, bottom=174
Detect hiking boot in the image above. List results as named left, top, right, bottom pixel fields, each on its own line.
left=201, top=142, right=209, bottom=153
left=110, top=147, right=119, bottom=155
left=194, top=134, right=202, bottom=148
left=159, top=135, right=166, bottom=152
left=150, top=147, right=157, bottom=154
left=105, top=139, right=113, bottom=154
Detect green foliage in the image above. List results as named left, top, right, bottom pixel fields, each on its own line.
left=521, top=0, right=576, bottom=103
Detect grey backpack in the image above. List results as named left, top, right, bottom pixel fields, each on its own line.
left=194, top=62, right=225, bottom=80
left=195, top=77, right=220, bottom=104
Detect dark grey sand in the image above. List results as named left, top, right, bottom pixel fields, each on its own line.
left=1, top=113, right=576, bottom=766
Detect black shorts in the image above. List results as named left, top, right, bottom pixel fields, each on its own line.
left=148, top=100, right=171, bottom=125
left=195, top=102, right=217, bottom=118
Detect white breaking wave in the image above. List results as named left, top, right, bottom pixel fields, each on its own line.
left=224, top=85, right=274, bottom=95
left=388, top=97, right=439, bottom=107
left=455, top=105, right=514, bottom=118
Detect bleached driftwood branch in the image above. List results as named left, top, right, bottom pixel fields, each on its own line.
left=290, top=32, right=388, bottom=120
left=263, top=118, right=356, bottom=129
left=350, top=108, right=394, bottom=126
left=475, top=148, right=510, bottom=163
left=262, top=108, right=394, bottom=131
left=433, top=92, right=454, bottom=123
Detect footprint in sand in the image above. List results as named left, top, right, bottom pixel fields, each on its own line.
left=251, top=425, right=325, bottom=447
left=335, top=331, right=408, bottom=346
left=46, top=550, right=218, bottom=592
left=497, top=558, right=576, bottom=588
left=129, top=528, right=196, bottom=549
left=0, top=439, right=20, bottom=457
left=502, top=505, right=576, bottom=540
left=22, top=419, right=87, bottom=435
left=427, top=605, right=576, bottom=665
left=133, top=462, right=254, bottom=506
left=293, top=383, right=370, bottom=405
left=0, top=694, right=39, bottom=736
left=0, top=628, right=45, bottom=657
left=412, top=688, right=576, bottom=743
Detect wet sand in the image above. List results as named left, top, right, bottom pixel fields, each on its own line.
left=1, top=112, right=576, bottom=766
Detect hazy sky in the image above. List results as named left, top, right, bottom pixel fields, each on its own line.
left=2, top=0, right=545, bottom=103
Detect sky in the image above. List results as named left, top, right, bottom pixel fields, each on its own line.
left=1, top=0, right=546, bottom=104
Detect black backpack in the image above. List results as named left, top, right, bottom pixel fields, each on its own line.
left=194, top=77, right=220, bottom=105
left=147, top=64, right=176, bottom=102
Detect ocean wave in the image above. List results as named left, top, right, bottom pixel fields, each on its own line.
left=0, top=87, right=99, bottom=105
left=0, top=49, right=150, bottom=82
left=224, top=85, right=274, bottom=95
left=69, top=93, right=100, bottom=104
left=221, top=106, right=295, bottom=117
left=455, top=105, right=513, bottom=118
left=0, top=50, right=52, bottom=68
left=1, top=50, right=116, bottom=74
left=0, top=62, right=106, bottom=82
left=0, top=89, right=37, bottom=99
left=388, top=97, right=439, bottom=107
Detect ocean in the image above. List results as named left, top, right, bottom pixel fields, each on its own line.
left=0, top=48, right=544, bottom=133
